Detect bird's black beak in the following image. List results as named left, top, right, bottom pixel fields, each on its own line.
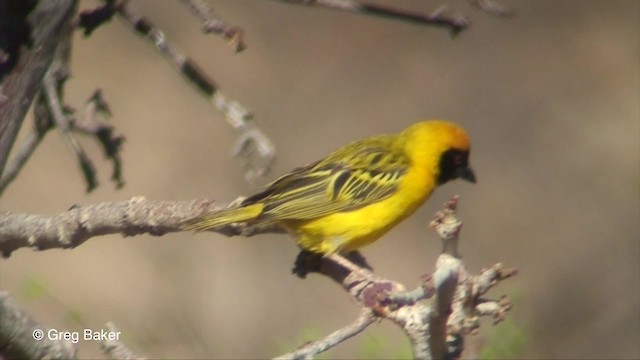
left=458, top=166, right=476, bottom=183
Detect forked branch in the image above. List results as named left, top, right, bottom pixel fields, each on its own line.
left=275, top=196, right=516, bottom=359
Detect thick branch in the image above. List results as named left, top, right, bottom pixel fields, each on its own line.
left=0, top=197, right=284, bottom=258
left=0, top=291, right=77, bottom=359
left=0, top=0, right=76, bottom=177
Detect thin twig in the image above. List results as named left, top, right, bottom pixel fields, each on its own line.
left=179, top=0, right=246, bottom=52
left=114, top=2, right=275, bottom=183
left=279, top=0, right=470, bottom=36
left=469, top=0, right=513, bottom=18
left=274, top=309, right=376, bottom=360
left=474, top=263, right=518, bottom=297
left=0, top=125, right=49, bottom=195
left=43, top=71, right=99, bottom=192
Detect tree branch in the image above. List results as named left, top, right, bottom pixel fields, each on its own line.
left=469, top=0, right=513, bottom=18
left=43, top=68, right=100, bottom=192
left=112, top=1, right=275, bottom=183
left=0, top=196, right=285, bottom=258
left=278, top=196, right=516, bottom=359
left=178, top=0, right=246, bottom=52
left=0, top=117, right=51, bottom=195
left=279, top=0, right=470, bottom=36
left=0, top=291, right=77, bottom=359
left=0, top=0, right=76, bottom=178
left=0, top=191, right=515, bottom=359
left=274, top=309, right=377, bottom=360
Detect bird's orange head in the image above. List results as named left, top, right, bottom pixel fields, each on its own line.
left=400, top=120, right=476, bottom=185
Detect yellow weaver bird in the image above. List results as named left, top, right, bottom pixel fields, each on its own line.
left=184, top=120, right=475, bottom=254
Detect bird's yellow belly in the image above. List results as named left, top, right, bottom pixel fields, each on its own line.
left=285, top=169, right=435, bottom=254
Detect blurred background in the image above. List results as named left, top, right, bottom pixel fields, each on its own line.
left=1, top=0, right=638, bottom=358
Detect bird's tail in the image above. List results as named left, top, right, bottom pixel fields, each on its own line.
left=182, top=204, right=264, bottom=231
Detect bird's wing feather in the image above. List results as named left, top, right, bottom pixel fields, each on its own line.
left=242, top=136, right=409, bottom=220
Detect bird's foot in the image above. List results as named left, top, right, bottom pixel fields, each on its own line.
left=292, top=250, right=323, bottom=279
left=292, top=250, right=374, bottom=279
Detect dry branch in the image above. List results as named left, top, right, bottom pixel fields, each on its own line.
left=0, top=196, right=284, bottom=258
left=279, top=0, right=470, bottom=36
left=0, top=118, right=51, bottom=195
left=469, top=0, right=513, bottom=18
left=276, top=196, right=516, bottom=359
left=0, top=0, right=76, bottom=177
left=1, top=2, right=126, bottom=195
left=179, top=0, right=246, bottom=52
left=0, top=291, right=77, bottom=359
left=275, top=309, right=377, bottom=360
left=0, top=195, right=515, bottom=358
left=113, top=1, right=275, bottom=182
left=44, top=69, right=100, bottom=191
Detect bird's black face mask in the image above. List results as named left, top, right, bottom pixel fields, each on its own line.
left=437, top=149, right=476, bottom=185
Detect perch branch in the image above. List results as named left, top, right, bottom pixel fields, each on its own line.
left=1, top=194, right=515, bottom=358
left=0, top=291, right=77, bottom=359
left=278, top=196, right=516, bottom=359
left=179, top=0, right=246, bottom=52
left=0, top=196, right=284, bottom=258
left=279, top=0, right=470, bottom=36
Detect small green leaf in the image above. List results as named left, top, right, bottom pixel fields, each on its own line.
left=22, top=275, right=48, bottom=300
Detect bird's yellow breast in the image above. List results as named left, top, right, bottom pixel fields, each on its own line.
left=285, top=161, right=436, bottom=253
